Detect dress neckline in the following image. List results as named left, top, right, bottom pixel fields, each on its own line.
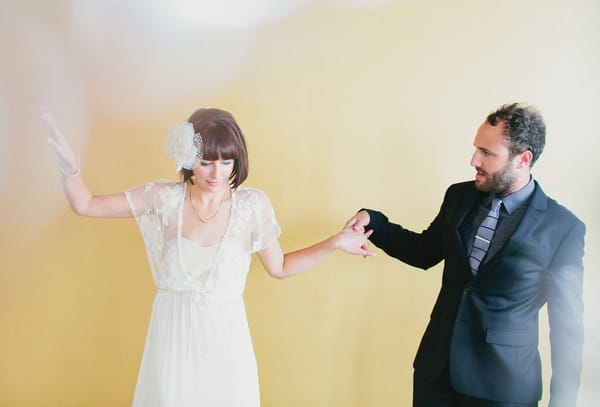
left=176, top=183, right=237, bottom=280
left=179, top=182, right=236, bottom=248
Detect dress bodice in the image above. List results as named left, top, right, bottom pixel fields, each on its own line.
left=126, top=180, right=280, bottom=294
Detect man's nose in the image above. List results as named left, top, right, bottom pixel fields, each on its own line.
left=470, top=151, right=479, bottom=167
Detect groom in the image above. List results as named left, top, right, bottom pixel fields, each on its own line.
left=346, top=103, right=585, bottom=406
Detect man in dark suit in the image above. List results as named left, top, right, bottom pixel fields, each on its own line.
left=346, top=103, right=585, bottom=406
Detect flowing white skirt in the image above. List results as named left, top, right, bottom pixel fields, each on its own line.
left=131, top=289, right=260, bottom=407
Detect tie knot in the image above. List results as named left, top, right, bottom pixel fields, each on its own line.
left=491, top=198, right=502, bottom=214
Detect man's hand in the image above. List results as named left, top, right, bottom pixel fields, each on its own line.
left=343, top=210, right=371, bottom=233
left=333, top=228, right=375, bottom=257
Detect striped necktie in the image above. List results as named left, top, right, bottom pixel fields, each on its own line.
left=469, top=198, right=502, bottom=274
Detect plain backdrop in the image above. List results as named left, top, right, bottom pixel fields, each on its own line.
left=1, top=0, right=599, bottom=406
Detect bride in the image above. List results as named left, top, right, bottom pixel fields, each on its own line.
left=42, top=107, right=373, bottom=407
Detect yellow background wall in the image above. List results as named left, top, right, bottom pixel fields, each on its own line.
left=1, top=0, right=599, bottom=406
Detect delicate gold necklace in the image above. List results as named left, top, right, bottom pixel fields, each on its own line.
left=188, top=184, right=229, bottom=223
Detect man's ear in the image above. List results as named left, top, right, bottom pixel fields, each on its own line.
left=516, top=150, right=533, bottom=169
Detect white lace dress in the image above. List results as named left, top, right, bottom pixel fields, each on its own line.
left=125, top=180, right=281, bottom=407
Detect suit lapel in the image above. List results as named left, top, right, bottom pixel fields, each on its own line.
left=451, top=184, right=481, bottom=275
left=478, top=181, right=548, bottom=273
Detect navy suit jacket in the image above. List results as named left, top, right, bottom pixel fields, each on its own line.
left=365, top=180, right=585, bottom=405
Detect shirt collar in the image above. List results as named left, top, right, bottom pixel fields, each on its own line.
left=484, top=176, right=535, bottom=215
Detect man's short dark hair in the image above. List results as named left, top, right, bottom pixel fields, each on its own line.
left=487, top=103, right=546, bottom=167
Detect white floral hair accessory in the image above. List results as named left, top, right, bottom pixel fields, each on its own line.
left=164, top=122, right=203, bottom=171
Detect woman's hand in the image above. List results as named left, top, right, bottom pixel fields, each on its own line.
left=333, top=227, right=375, bottom=257
left=39, top=107, right=131, bottom=218
left=40, top=107, right=79, bottom=173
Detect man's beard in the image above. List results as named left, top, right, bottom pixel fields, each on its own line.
left=475, top=161, right=517, bottom=196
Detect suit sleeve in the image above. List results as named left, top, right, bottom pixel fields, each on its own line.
left=546, top=218, right=586, bottom=407
left=362, top=189, right=450, bottom=270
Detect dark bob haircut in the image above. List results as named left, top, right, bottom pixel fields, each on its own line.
left=180, top=108, right=249, bottom=189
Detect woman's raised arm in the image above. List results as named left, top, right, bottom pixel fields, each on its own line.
left=41, top=109, right=132, bottom=218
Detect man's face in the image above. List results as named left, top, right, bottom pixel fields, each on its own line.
left=470, top=121, right=519, bottom=196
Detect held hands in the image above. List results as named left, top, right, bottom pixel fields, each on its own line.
left=40, top=107, right=79, bottom=174
left=343, top=210, right=371, bottom=233
left=334, top=210, right=374, bottom=258
left=333, top=227, right=375, bottom=257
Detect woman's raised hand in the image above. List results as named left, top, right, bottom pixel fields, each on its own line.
left=40, top=107, right=79, bottom=174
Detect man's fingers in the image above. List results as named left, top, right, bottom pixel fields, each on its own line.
left=343, top=216, right=358, bottom=229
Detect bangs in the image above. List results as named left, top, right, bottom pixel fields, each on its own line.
left=200, top=122, right=242, bottom=161
left=183, top=108, right=249, bottom=189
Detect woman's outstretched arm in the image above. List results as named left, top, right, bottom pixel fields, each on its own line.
left=41, top=109, right=131, bottom=218
left=257, top=228, right=374, bottom=279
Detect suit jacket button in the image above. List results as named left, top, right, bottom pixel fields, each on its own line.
left=465, top=286, right=474, bottom=292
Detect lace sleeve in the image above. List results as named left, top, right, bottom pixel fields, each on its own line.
left=124, top=180, right=184, bottom=283
left=250, top=189, right=282, bottom=253
left=125, top=181, right=159, bottom=219
left=125, top=181, right=164, bottom=257
left=125, top=179, right=183, bottom=232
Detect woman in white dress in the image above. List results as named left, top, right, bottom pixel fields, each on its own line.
left=42, top=107, right=374, bottom=407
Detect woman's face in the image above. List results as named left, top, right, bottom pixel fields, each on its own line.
left=192, top=158, right=234, bottom=192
